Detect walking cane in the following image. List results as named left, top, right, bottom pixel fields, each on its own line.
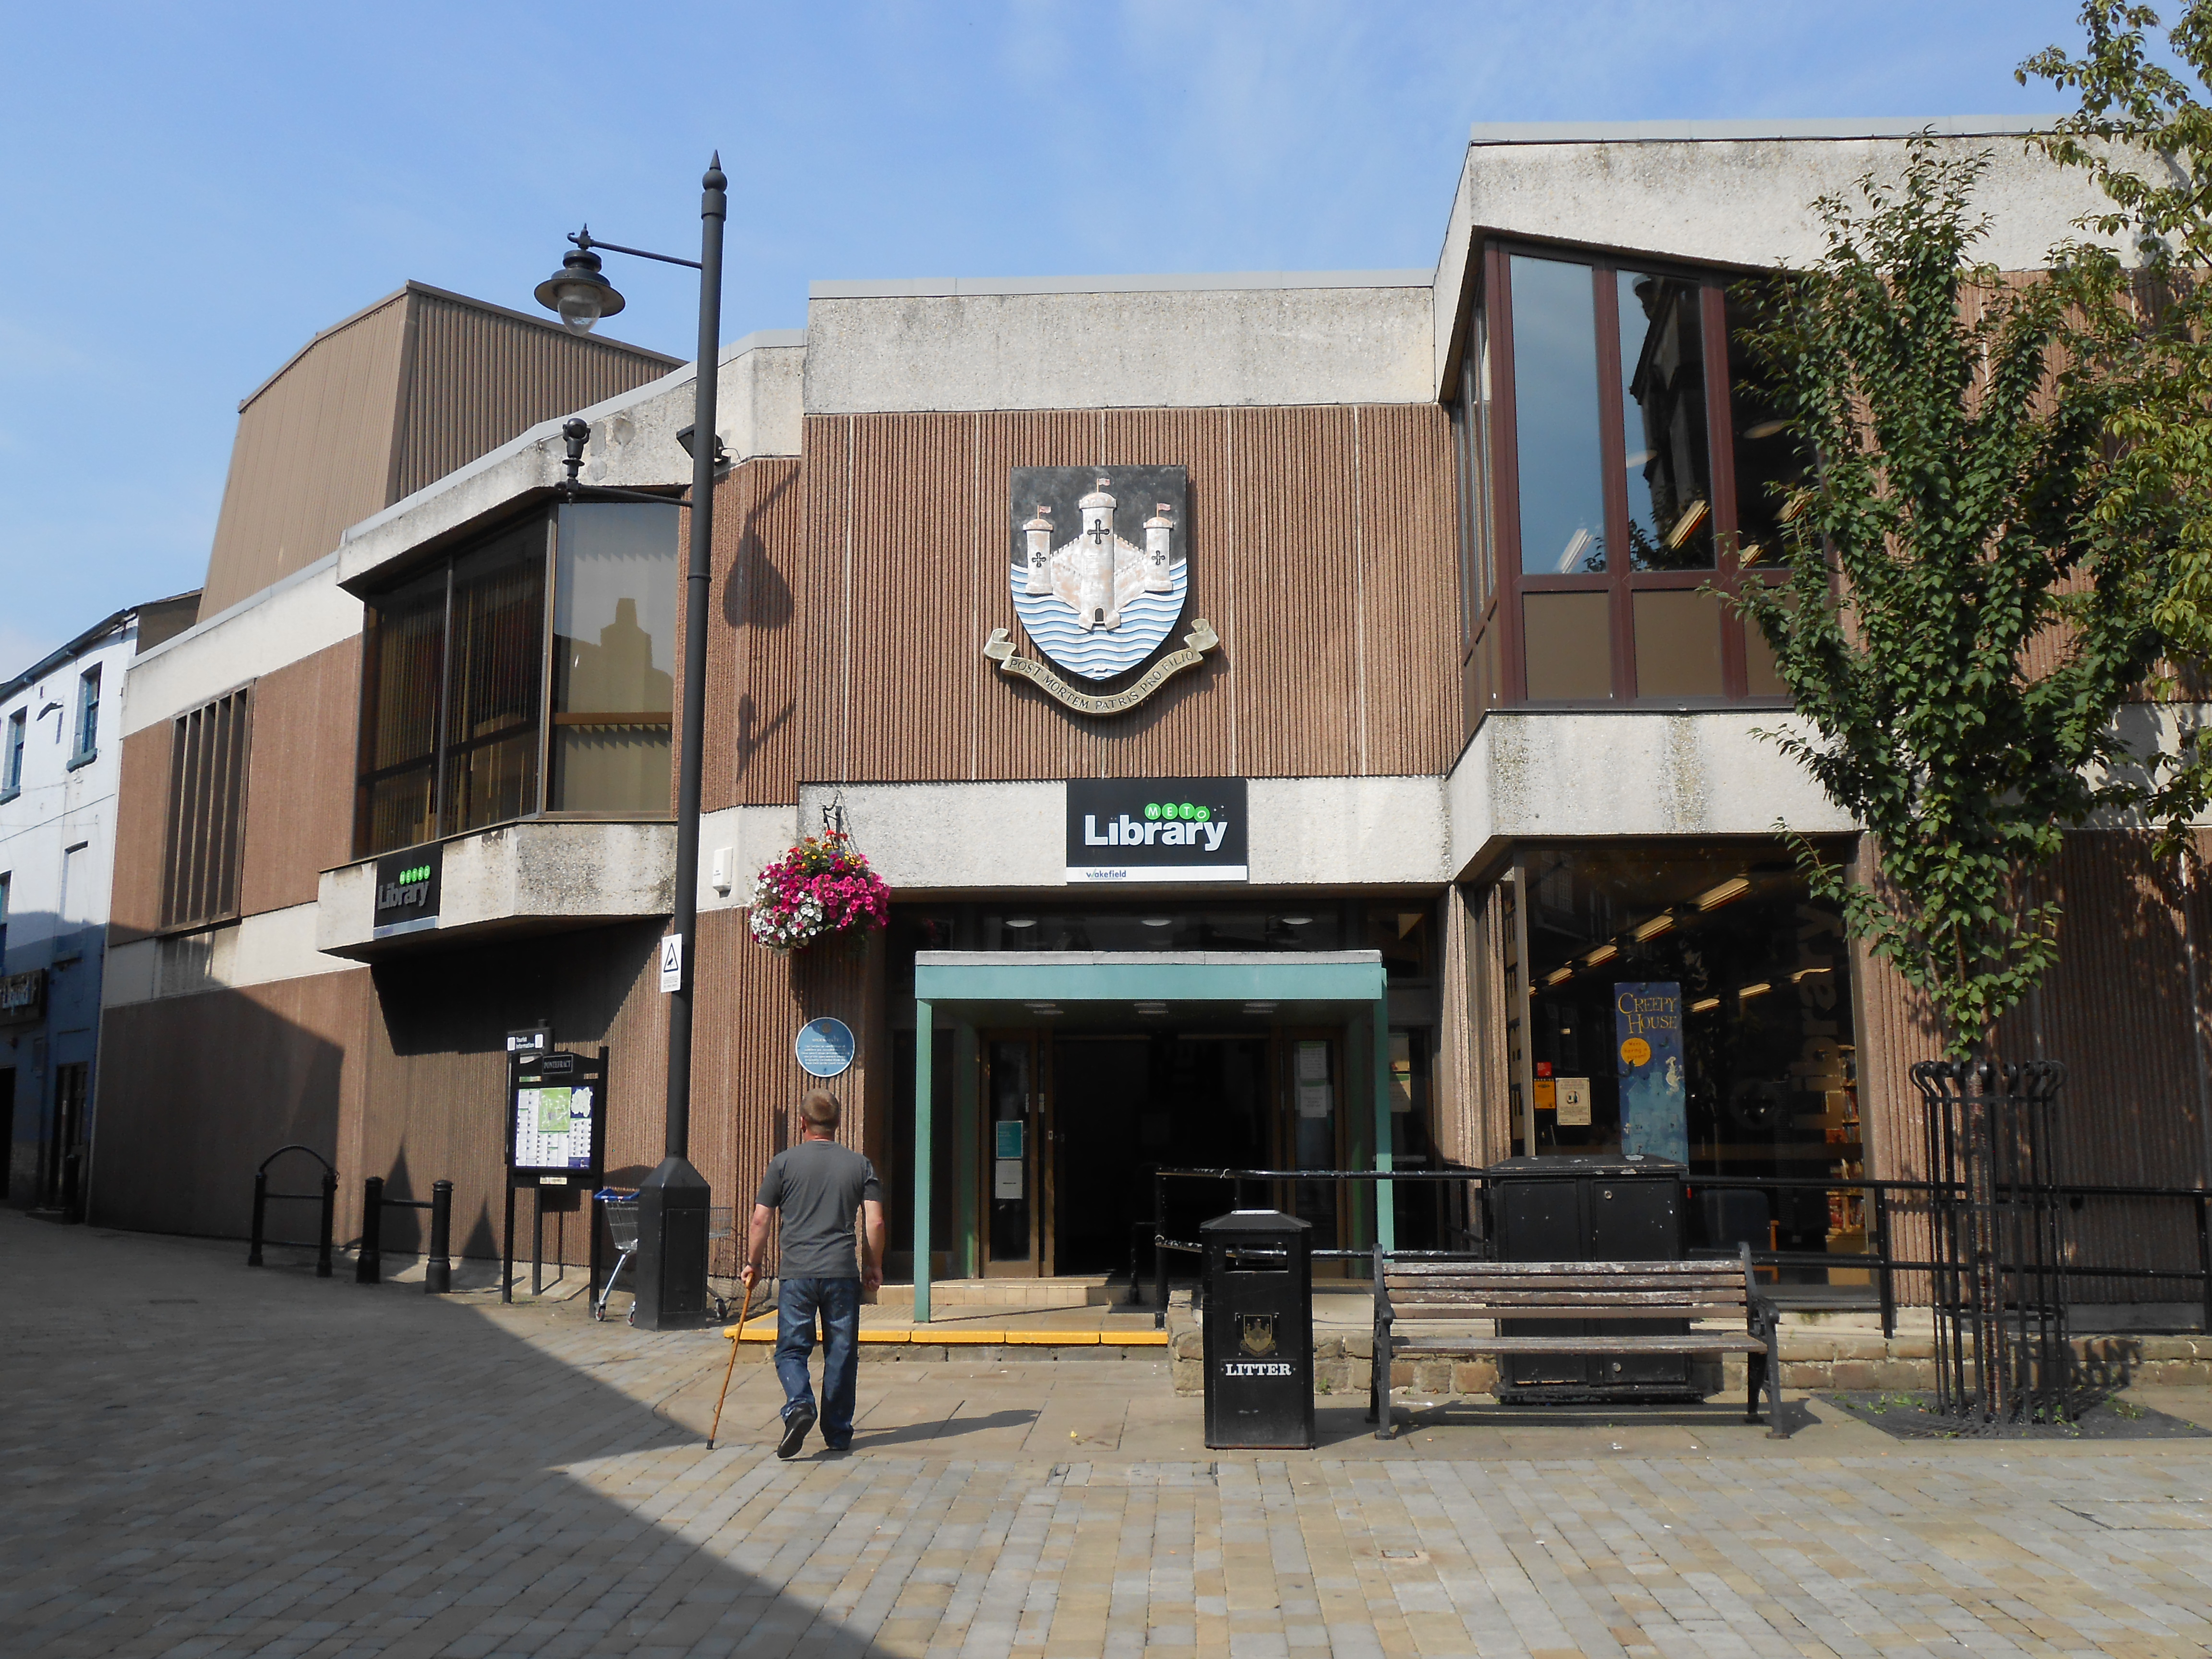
left=706, top=1275, right=757, bottom=1452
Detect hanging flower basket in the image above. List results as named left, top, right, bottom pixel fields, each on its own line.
left=748, top=832, right=891, bottom=953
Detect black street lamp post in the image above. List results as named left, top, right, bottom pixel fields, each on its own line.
left=536, top=155, right=726, bottom=1329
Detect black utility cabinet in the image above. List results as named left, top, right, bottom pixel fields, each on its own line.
left=1485, top=1156, right=1692, bottom=1402
left=1200, top=1210, right=1315, bottom=1449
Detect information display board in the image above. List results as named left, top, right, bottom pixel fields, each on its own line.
left=508, top=1049, right=606, bottom=1179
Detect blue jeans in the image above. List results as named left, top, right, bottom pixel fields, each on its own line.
left=775, top=1277, right=860, bottom=1444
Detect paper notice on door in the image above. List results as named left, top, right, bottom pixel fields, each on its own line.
left=1556, top=1076, right=1592, bottom=1127
left=1296, top=1041, right=1329, bottom=1084
left=993, top=1157, right=1023, bottom=1199
left=1295, top=1039, right=1332, bottom=1118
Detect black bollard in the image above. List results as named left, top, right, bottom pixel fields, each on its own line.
left=357, top=1177, right=385, bottom=1284
left=248, top=1169, right=268, bottom=1266
left=426, top=1180, right=453, bottom=1295
left=316, top=1167, right=337, bottom=1278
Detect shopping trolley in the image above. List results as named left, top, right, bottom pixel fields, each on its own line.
left=593, top=1190, right=737, bottom=1322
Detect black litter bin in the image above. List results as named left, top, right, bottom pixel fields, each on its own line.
left=1200, top=1210, right=1315, bottom=1449
left=1485, top=1155, right=1691, bottom=1403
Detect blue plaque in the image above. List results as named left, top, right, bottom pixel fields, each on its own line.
left=794, top=1017, right=856, bottom=1079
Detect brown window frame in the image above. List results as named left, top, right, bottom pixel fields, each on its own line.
left=1460, top=239, right=1795, bottom=720
left=352, top=498, right=682, bottom=859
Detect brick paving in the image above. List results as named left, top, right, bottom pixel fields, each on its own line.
left=9, top=1213, right=2212, bottom=1656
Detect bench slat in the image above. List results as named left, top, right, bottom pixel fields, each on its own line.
left=1389, top=1265, right=1734, bottom=1283
left=1380, top=1283, right=1743, bottom=1292
left=1390, top=1306, right=1748, bottom=1322
left=1387, top=1286, right=1745, bottom=1304
left=1391, top=1333, right=1769, bottom=1356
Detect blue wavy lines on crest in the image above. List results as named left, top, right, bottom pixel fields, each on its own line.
left=1008, top=561, right=1188, bottom=682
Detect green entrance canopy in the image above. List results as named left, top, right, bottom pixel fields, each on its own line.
left=909, top=950, right=1393, bottom=1321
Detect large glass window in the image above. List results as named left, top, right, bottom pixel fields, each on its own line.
left=355, top=501, right=679, bottom=856
left=1509, top=843, right=1861, bottom=1270
left=1511, top=255, right=1608, bottom=577
left=551, top=503, right=676, bottom=813
left=1455, top=244, right=1810, bottom=722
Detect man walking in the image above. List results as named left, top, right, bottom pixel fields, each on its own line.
left=742, top=1088, right=885, bottom=1459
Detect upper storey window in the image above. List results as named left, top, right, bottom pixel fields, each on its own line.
left=355, top=501, right=678, bottom=857
left=1455, top=244, right=1810, bottom=719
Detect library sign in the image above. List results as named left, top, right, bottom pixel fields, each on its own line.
left=373, top=844, right=443, bottom=940
left=1066, top=778, right=1248, bottom=883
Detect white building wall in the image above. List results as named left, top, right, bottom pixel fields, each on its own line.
left=0, top=614, right=140, bottom=1203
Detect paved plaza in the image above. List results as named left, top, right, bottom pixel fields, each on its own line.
left=9, top=1214, right=2212, bottom=1656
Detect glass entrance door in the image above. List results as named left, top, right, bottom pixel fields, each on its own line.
left=982, top=1031, right=1052, bottom=1276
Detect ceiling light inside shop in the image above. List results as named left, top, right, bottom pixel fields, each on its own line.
left=1690, top=996, right=1721, bottom=1014
left=1631, top=913, right=1675, bottom=942
left=1004, top=917, right=1038, bottom=929
left=1023, top=1002, right=1063, bottom=1015
left=1695, top=877, right=1751, bottom=910
left=1134, top=1002, right=1168, bottom=1015
left=1582, top=944, right=1619, bottom=967
left=1141, top=917, right=1173, bottom=928
left=1543, top=967, right=1574, bottom=987
left=1278, top=914, right=1312, bottom=926
left=1244, top=1001, right=1278, bottom=1014
left=1737, top=981, right=1773, bottom=1002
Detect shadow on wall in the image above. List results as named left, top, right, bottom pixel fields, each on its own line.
left=365, top=919, right=667, bottom=1268
left=89, top=981, right=346, bottom=1240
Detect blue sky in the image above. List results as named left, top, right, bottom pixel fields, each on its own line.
left=0, top=1, right=2102, bottom=671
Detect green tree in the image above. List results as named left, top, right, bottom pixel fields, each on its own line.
left=1732, top=138, right=2175, bottom=1060
left=2025, top=1, right=2212, bottom=805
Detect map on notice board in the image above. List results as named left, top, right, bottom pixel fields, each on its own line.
left=514, top=1084, right=596, bottom=1172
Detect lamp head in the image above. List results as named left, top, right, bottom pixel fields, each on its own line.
left=534, top=233, right=626, bottom=335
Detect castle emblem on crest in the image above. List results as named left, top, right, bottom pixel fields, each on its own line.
left=983, top=465, right=1218, bottom=716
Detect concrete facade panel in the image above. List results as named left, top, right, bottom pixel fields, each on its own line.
left=122, top=555, right=362, bottom=740
left=1445, top=710, right=1857, bottom=876
left=804, top=285, right=1434, bottom=415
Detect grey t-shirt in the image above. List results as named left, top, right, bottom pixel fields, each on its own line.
left=756, top=1139, right=882, bottom=1279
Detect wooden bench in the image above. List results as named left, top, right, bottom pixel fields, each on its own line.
left=1368, top=1245, right=1786, bottom=1438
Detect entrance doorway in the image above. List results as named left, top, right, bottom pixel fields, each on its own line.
left=980, top=1029, right=1278, bottom=1277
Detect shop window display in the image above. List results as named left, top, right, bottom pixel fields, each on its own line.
left=1514, top=844, right=1861, bottom=1272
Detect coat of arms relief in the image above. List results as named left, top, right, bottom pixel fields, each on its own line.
left=984, top=465, right=1218, bottom=715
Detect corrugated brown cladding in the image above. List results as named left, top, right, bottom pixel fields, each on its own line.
left=1855, top=830, right=2212, bottom=1303
left=240, top=637, right=361, bottom=914
left=696, top=457, right=806, bottom=810
left=389, top=291, right=676, bottom=502
left=769, top=406, right=1458, bottom=789
left=689, top=908, right=886, bottom=1279
left=355, top=921, right=669, bottom=1267
left=106, top=638, right=362, bottom=942
left=110, top=725, right=171, bottom=944
left=89, top=969, right=371, bottom=1239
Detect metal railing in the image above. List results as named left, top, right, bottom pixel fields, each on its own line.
left=247, top=1145, right=337, bottom=1276
left=355, top=1175, right=455, bottom=1293
left=1144, top=1165, right=2212, bottom=1336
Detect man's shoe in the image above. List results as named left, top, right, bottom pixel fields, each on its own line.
left=777, top=1408, right=815, bottom=1459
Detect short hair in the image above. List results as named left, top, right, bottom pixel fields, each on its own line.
left=801, top=1089, right=841, bottom=1130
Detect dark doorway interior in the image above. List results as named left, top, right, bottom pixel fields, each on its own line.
left=1053, top=1033, right=1270, bottom=1275
left=0, top=1068, right=13, bottom=1204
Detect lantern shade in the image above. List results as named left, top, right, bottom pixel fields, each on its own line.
left=534, top=244, right=626, bottom=335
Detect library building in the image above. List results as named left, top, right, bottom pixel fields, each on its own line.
left=76, top=119, right=2211, bottom=1321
